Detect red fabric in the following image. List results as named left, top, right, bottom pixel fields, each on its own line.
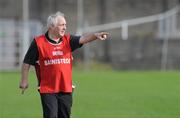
left=35, top=34, right=72, bottom=93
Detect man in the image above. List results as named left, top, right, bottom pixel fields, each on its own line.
left=19, top=11, right=108, bottom=118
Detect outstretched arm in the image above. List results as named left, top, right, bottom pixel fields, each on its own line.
left=19, top=63, right=31, bottom=94
left=79, top=32, right=109, bottom=44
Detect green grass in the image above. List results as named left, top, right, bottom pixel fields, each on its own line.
left=0, top=70, right=180, bottom=118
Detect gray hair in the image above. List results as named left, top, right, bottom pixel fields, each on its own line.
left=47, top=11, right=65, bottom=28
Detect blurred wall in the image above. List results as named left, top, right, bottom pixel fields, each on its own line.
left=0, top=0, right=180, bottom=70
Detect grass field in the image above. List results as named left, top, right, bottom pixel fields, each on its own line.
left=0, top=70, right=180, bottom=118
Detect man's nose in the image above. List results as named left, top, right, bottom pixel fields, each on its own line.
left=63, top=25, right=66, bottom=30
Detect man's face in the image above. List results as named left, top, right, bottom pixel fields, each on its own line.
left=53, top=16, right=66, bottom=38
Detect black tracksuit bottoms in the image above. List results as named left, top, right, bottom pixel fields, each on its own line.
left=40, top=92, right=72, bottom=118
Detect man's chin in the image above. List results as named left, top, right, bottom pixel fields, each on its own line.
left=60, top=33, right=65, bottom=36
left=58, top=34, right=64, bottom=38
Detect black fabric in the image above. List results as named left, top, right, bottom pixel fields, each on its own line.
left=23, top=33, right=82, bottom=66
left=23, top=40, right=38, bottom=65
left=70, top=35, right=82, bottom=52
left=40, top=92, right=72, bottom=118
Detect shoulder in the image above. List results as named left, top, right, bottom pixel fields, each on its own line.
left=34, top=34, right=45, bottom=40
left=70, top=34, right=81, bottom=40
left=64, top=34, right=71, bottom=40
left=34, top=34, right=46, bottom=44
left=62, top=34, right=71, bottom=44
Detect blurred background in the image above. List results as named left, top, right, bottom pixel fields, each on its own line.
left=0, top=0, right=180, bottom=71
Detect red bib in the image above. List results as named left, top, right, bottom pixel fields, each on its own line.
left=35, top=34, right=72, bottom=93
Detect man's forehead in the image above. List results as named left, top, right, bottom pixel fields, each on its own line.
left=55, top=17, right=66, bottom=25
left=57, top=16, right=66, bottom=21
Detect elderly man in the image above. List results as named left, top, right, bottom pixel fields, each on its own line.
left=19, top=11, right=108, bottom=118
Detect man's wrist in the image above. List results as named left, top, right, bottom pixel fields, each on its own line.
left=94, top=33, right=99, bottom=39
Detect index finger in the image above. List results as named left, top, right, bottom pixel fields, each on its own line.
left=101, top=32, right=109, bottom=35
left=21, top=89, right=25, bottom=95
